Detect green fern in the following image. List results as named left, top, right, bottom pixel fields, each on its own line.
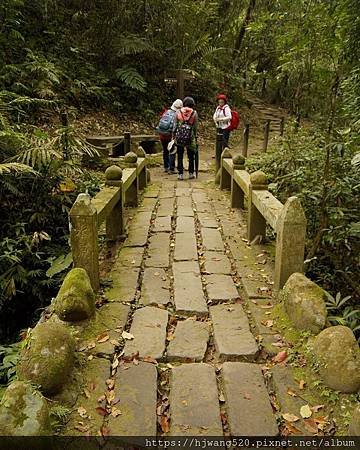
left=116, top=35, right=153, bottom=56
left=0, top=163, right=36, bottom=175
left=115, top=67, right=147, bottom=92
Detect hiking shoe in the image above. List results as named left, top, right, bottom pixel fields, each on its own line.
left=168, top=169, right=176, bottom=175
left=164, top=168, right=169, bottom=173
left=178, top=174, right=184, bottom=180
left=189, top=173, right=195, bottom=179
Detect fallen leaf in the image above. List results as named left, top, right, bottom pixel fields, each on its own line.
left=166, top=334, right=175, bottom=341
left=111, top=407, right=122, bottom=417
left=300, top=404, right=312, bottom=419
left=87, top=382, right=96, bottom=391
left=283, top=422, right=303, bottom=436
left=100, top=424, right=110, bottom=437
left=106, top=379, right=115, bottom=390
left=97, top=394, right=106, bottom=403
left=122, top=331, right=135, bottom=340
left=299, top=379, right=306, bottom=390
left=106, top=389, right=115, bottom=404
left=111, top=357, right=119, bottom=370
left=110, top=339, right=120, bottom=346
left=95, top=407, right=108, bottom=417
left=97, top=332, right=109, bottom=343
left=287, top=389, right=297, bottom=397
left=304, top=418, right=318, bottom=434
left=243, top=393, right=251, bottom=400
left=87, top=342, right=96, bottom=349
left=160, top=415, right=170, bottom=433
left=273, top=350, right=287, bottom=363
left=261, top=319, right=274, bottom=328
left=282, top=413, right=300, bottom=423
left=182, top=400, right=188, bottom=406
left=143, top=356, right=158, bottom=364
left=77, top=406, right=88, bottom=418
left=219, top=393, right=225, bottom=402
left=87, top=355, right=94, bottom=361
left=83, top=389, right=91, bottom=399
left=311, top=404, right=325, bottom=413
left=75, top=424, right=89, bottom=433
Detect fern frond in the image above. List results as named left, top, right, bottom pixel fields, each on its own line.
left=116, top=35, right=153, bottom=56
left=0, top=163, right=36, bottom=175
left=115, top=67, right=147, bottom=92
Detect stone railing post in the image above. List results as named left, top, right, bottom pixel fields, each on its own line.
left=263, top=120, right=270, bottom=152
left=231, top=154, right=246, bottom=209
left=247, top=171, right=268, bottom=242
left=124, top=132, right=131, bottom=154
left=69, top=193, right=99, bottom=291
left=220, top=148, right=232, bottom=190
left=137, top=146, right=147, bottom=190
left=105, top=165, right=124, bottom=240
left=242, top=123, right=249, bottom=157
left=124, top=152, right=138, bottom=206
left=274, top=196, right=307, bottom=291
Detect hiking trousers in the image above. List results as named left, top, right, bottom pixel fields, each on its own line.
left=161, top=139, right=175, bottom=171
left=217, top=128, right=231, bottom=150
left=177, top=146, right=195, bottom=175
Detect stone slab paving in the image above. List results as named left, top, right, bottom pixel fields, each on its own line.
left=153, top=215, right=172, bottom=233
left=174, top=232, right=198, bottom=261
left=110, top=362, right=157, bottom=437
left=175, top=187, right=191, bottom=197
left=124, top=226, right=148, bottom=247
left=177, top=196, right=193, bottom=207
left=202, top=251, right=231, bottom=274
left=210, top=304, right=259, bottom=360
left=222, top=362, right=278, bottom=436
left=143, top=186, right=160, bottom=198
left=177, top=205, right=194, bottom=217
left=170, top=363, right=223, bottom=436
left=194, top=202, right=212, bottom=213
left=145, top=233, right=170, bottom=267
left=192, top=192, right=208, bottom=204
left=174, top=271, right=208, bottom=316
left=205, top=274, right=239, bottom=302
left=173, top=261, right=200, bottom=275
left=158, top=198, right=175, bottom=216
left=198, top=213, right=218, bottom=229
left=202, top=228, right=224, bottom=251
left=167, top=319, right=209, bottom=362
left=138, top=197, right=157, bottom=212
left=141, top=268, right=170, bottom=306
left=115, top=246, right=143, bottom=267
left=176, top=216, right=196, bottom=234
left=124, top=306, right=168, bottom=360
left=64, top=358, right=110, bottom=436
left=105, top=267, right=139, bottom=303
left=129, top=211, right=152, bottom=229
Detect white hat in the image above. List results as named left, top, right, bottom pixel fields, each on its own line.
left=171, top=99, right=183, bottom=111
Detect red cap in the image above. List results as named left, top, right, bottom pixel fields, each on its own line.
left=217, top=93, right=227, bottom=101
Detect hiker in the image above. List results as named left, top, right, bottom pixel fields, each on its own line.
left=213, top=93, right=232, bottom=149
left=156, top=99, right=183, bottom=173
left=173, top=96, right=198, bottom=180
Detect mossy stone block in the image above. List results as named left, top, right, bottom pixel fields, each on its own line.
left=53, top=268, right=95, bottom=322
left=18, top=322, right=76, bottom=395
left=105, top=165, right=122, bottom=181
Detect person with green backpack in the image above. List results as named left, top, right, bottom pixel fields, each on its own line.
left=156, top=99, right=183, bottom=173
left=173, top=96, right=198, bottom=180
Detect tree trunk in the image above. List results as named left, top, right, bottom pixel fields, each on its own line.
left=232, top=0, right=256, bottom=58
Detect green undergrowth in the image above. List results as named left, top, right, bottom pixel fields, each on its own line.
left=271, top=303, right=359, bottom=435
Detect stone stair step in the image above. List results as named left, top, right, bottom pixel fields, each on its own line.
left=124, top=306, right=168, bottom=360
left=170, top=363, right=223, bottom=436
left=210, top=304, right=259, bottom=361
left=167, top=318, right=209, bottom=362
left=222, top=362, right=278, bottom=436
left=110, top=362, right=157, bottom=437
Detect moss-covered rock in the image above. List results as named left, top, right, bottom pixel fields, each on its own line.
left=124, top=151, right=138, bottom=163
left=250, top=170, right=267, bottom=185
left=349, top=404, right=360, bottom=435
left=18, top=322, right=76, bottom=395
left=232, top=154, right=245, bottom=166
left=53, top=268, right=95, bottom=322
left=0, top=381, right=50, bottom=436
left=281, top=273, right=327, bottom=334
left=313, top=325, right=360, bottom=393
left=105, top=165, right=122, bottom=181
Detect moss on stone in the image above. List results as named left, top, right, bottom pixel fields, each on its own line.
left=250, top=170, right=267, bottom=185
left=0, top=381, right=50, bottom=436
left=105, top=165, right=122, bottom=180
left=313, top=325, right=360, bottom=393
left=53, top=268, right=95, bottom=322
left=281, top=273, right=327, bottom=334
left=232, top=154, right=245, bottom=165
left=18, top=322, right=76, bottom=396
left=124, top=152, right=138, bottom=163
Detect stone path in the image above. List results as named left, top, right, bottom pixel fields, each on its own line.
left=63, top=170, right=305, bottom=441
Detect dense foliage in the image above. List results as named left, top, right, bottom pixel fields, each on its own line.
left=0, top=0, right=359, bottom=342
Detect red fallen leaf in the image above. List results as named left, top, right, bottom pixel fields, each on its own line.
left=311, top=404, right=325, bottom=413
left=100, top=424, right=110, bottom=437
left=88, top=382, right=96, bottom=391
left=220, top=411, right=228, bottom=425
left=304, top=418, right=319, bottom=434
left=160, top=415, right=170, bottom=433
left=143, top=356, right=158, bottom=364
left=299, top=379, right=306, bottom=390
left=243, top=393, right=251, bottom=400
left=95, top=407, right=108, bottom=417
left=273, top=350, right=287, bottom=363
left=282, top=422, right=303, bottom=436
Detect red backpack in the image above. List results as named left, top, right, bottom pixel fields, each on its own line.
left=228, top=109, right=240, bottom=131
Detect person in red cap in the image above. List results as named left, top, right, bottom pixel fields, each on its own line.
left=213, top=94, right=232, bottom=149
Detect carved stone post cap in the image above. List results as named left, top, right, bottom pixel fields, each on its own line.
left=232, top=154, right=245, bottom=165
left=136, top=146, right=146, bottom=158
left=124, top=152, right=138, bottom=163
left=221, top=148, right=232, bottom=159
left=105, top=165, right=123, bottom=181
left=70, top=192, right=96, bottom=215
left=75, top=192, right=91, bottom=205
left=250, top=170, right=267, bottom=185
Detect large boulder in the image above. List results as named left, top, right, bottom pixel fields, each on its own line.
left=18, top=322, right=76, bottom=395
left=53, top=268, right=95, bottom=321
left=0, top=381, right=50, bottom=435
left=282, top=273, right=327, bottom=334
left=349, top=404, right=360, bottom=435
left=313, top=326, right=360, bottom=393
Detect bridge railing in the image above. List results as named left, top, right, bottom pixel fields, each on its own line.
left=69, top=151, right=148, bottom=291
left=219, top=149, right=306, bottom=291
